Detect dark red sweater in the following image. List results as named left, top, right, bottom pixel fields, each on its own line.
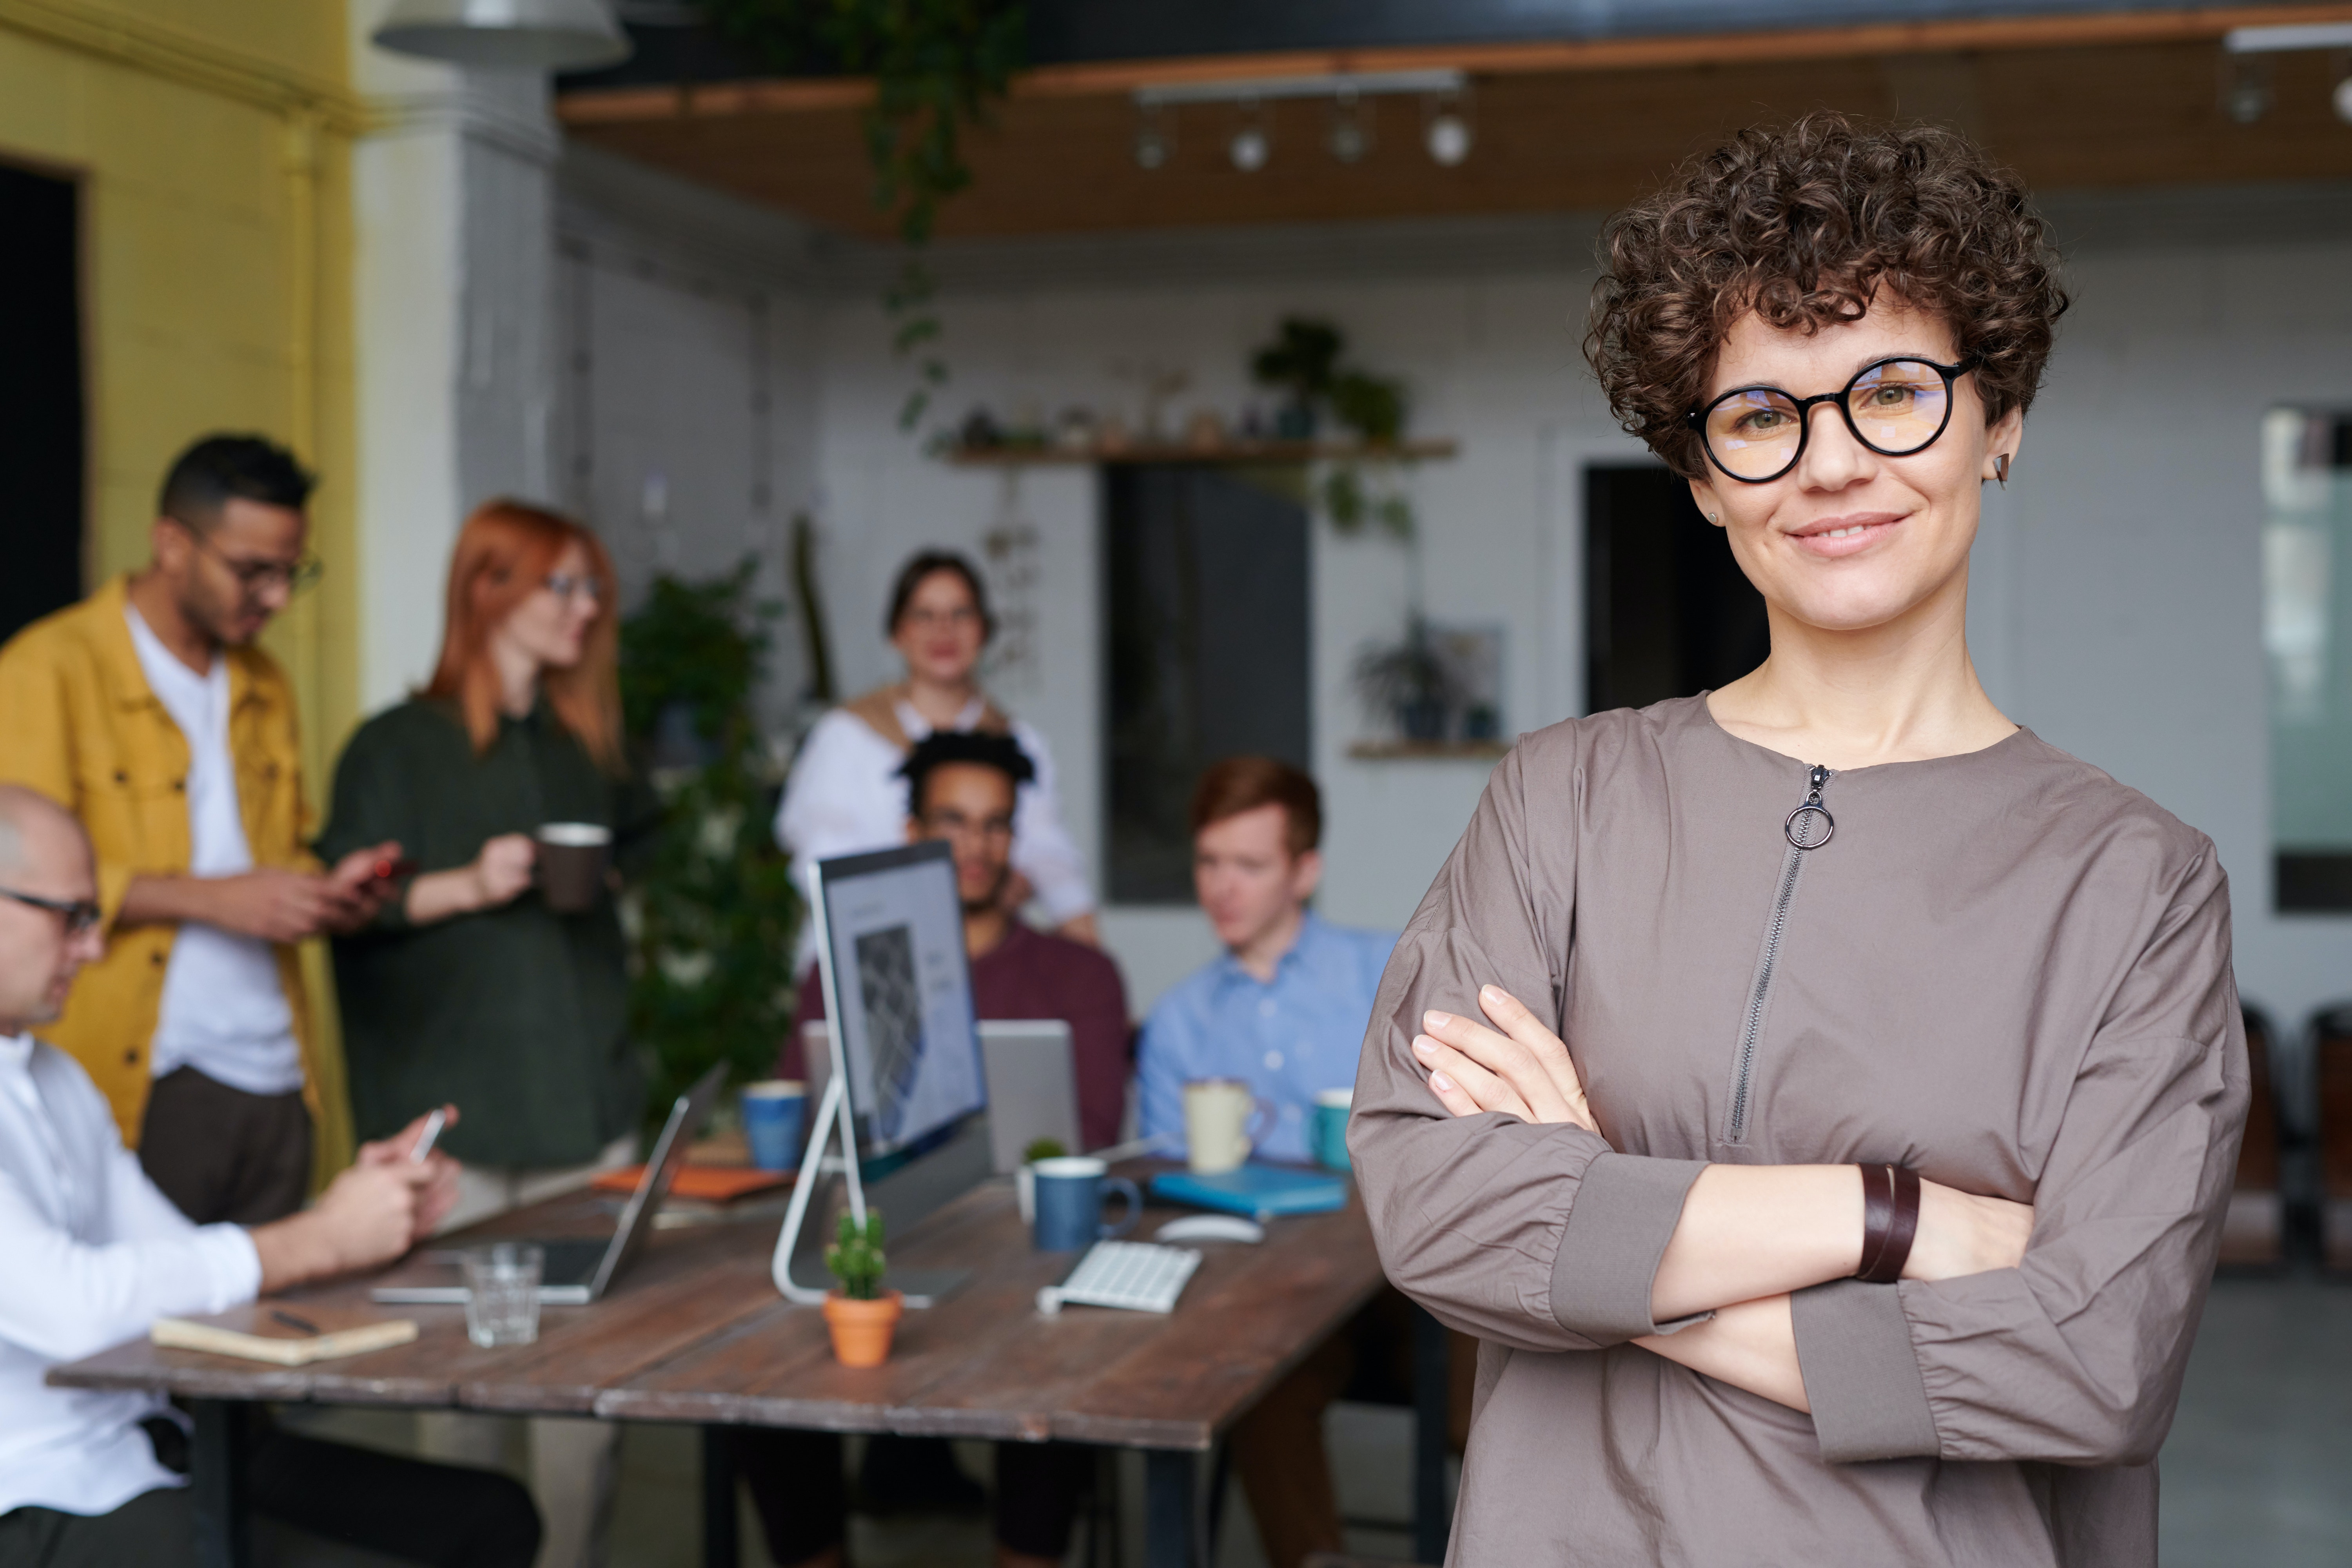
left=784, top=920, right=1132, bottom=1151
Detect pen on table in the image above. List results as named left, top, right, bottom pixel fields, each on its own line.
left=270, top=1308, right=321, bottom=1336
left=410, top=1107, right=447, bottom=1164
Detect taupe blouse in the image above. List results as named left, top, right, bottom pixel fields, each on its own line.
left=1350, top=696, right=2246, bottom=1567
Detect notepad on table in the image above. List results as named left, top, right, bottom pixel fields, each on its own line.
left=588, top=1163, right=790, bottom=1203
left=1149, top=1163, right=1348, bottom=1220
left=152, top=1305, right=419, bottom=1366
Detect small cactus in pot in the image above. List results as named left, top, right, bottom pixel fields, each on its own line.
left=820, top=1209, right=902, bottom=1366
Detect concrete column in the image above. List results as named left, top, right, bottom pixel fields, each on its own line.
left=346, top=0, right=561, bottom=710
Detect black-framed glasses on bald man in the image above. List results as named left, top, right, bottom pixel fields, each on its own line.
left=165, top=515, right=324, bottom=596
left=1687, top=356, right=1980, bottom=484
left=0, top=886, right=102, bottom=937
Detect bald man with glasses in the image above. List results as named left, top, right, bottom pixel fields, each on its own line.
left=0, top=434, right=401, bottom=1227
left=0, top=785, right=541, bottom=1568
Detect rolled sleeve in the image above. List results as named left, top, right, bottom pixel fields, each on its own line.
left=1356, top=740, right=1687, bottom=1353
left=1791, top=1279, right=1940, bottom=1461
left=1550, top=1153, right=1712, bottom=1341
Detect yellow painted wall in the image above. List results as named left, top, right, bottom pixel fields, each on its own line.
left=0, top=0, right=363, bottom=1176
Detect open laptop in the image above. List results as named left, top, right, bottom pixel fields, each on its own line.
left=978, top=1020, right=1081, bottom=1174
left=372, top=1062, right=728, bottom=1307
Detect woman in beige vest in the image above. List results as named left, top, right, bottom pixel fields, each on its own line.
left=775, top=550, right=1096, bottom=944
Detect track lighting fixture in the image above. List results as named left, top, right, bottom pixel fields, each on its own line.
left=1229, top=111, right=1270, bottom=173
left=1327, top=90, right=1371, bottom=164
left=1134, top=104, right=1172, bottom=171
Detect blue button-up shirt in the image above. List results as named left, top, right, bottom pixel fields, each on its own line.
left=1136, top=912, right=1399, bottom=1164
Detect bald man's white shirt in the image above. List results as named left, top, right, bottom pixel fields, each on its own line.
left=0, top=1032, right=260, bottom=1517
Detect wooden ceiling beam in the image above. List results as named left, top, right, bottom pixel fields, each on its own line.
left=559, top=2, right=2352, bottom=126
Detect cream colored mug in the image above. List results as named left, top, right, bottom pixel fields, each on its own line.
left=1182, top=1078, right=1276, bottom=1175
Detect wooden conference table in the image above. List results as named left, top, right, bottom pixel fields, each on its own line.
left=49, top=1164, right=1452, bottom=1568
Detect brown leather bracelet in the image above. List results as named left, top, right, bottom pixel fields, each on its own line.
left=1856, top=1163, right=1921, bottom=1285
left=1855, top=1163, right=1893, bottom=1281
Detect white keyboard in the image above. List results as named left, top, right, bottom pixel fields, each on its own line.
left=1036, top=1241, right=1202, bottom=1316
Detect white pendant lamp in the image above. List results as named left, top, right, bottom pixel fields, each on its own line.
left=373, top=0, right=633, bottom=71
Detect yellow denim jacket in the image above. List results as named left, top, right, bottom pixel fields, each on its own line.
left=0, top=576, right=322, bottom=1144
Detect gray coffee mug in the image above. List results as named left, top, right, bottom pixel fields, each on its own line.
left=1031, top=1156, right=1141, bottom=1251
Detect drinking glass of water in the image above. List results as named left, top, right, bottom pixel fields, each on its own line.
left=462, top=1243, right=544, bottom=1348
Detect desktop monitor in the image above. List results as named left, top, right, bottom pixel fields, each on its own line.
left=809, top=840, right=987, bottom=1161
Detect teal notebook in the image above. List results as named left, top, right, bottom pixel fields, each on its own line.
left=1150, top=1164, right=1348, bottom=1219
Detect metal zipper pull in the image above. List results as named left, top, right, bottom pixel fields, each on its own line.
left=1784, top=763, right=1835, bottom=849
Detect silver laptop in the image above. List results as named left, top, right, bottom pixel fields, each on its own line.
left=372, top=1063, right=728, bottom=1307
left=979, top=1020, right=1081, bottom=1172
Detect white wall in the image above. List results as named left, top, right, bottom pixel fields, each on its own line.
left=551, top=146, right=829, bottom=732
left=349, top=1, right=564, bottom=708
left=563, top=152, right=2352, bottom=1029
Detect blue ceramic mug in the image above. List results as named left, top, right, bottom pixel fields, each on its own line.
left=740, top=1080, right=807, bottom=1172
left=1031, top=1156, right=1142, bottom=1251
left=1311, top=1088, right=1353, bottom=1171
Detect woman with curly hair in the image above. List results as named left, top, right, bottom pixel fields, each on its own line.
left=1350, top=114, right=2244, bottom=1565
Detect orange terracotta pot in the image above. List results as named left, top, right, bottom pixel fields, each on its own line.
left=822, top=1290, right=904, bottom=1367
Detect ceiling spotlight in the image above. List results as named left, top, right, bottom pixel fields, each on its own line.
left=1135, top=104, right=1173, bottom=171
left=1425, top=93, right=1474, bottom=166
left=2220, top=54, right=2274, bottom=124
left=1229, top=103, right=1270, bottom=172
left=1327, top=90, right=1372, bottom=164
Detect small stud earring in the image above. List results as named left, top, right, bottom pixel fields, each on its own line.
left=1705, top=511, right=1720, bottom=524
left=1994, top=454, right=2011, bottom=487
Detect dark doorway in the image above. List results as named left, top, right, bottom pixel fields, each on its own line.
left=1585, top=463, right=1769, bottom=713
left=1103, top=465, right=1311, bottom=904
left=0, top=161, right=84, bottom=646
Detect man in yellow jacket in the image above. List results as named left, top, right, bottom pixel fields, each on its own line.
left=0, top=435, right=398, bottom=1225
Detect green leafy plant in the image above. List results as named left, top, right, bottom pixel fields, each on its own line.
left=706, top=0, right=1027, bottom=429
left=1021, top=1137, right=1067, bottom=1163
left=1249, top=316, right=1418, bottom=538
left=1250, top=317, right=1343, bottom=417
left=618, top=559, right=802, bottom=1132
left=826, top=1208, right=889, bottom=1299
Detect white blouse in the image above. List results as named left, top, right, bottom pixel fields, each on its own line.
left=775, top=695, right=1095, bottom=931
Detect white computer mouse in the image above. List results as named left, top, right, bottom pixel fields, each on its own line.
left=1155, top=1214, right=1264, bottom=1245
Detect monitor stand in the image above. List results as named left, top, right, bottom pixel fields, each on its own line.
left=769, top=1071, right=969, bottom=1308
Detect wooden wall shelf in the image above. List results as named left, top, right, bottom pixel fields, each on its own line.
left=944, top=438, right=1458, bottom=468
left=1347, top=739, right=1510, bottom=761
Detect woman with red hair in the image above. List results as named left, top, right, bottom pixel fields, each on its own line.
left=317, top=500, right=654, bottom=1565
left=320, top=497, right=651, bottom=1196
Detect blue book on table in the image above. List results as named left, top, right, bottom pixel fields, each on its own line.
left=1150, top=1164, right=1348, bottom=1220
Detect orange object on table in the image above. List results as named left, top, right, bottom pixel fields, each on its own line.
left=589, top=1164, right=790, bottom=1203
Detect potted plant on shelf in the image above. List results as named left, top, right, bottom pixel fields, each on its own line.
left=1354, top=618, right=1463, bottom=743
left=822, top=1209, right=901, bottom=1367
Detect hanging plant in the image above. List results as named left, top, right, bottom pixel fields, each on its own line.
left=705, top=0, right=1028, bottom=430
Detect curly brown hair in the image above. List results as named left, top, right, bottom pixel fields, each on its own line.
left=1584, top=113, right=2067, bottom=479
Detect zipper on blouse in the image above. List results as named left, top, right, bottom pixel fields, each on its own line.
left=1725, top=764, right=1836, bottom=1144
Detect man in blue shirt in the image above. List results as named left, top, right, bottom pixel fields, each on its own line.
left=1138, top=757, right=1437, bottom=1568
left=1137, top=758, right=1395, bottom=1163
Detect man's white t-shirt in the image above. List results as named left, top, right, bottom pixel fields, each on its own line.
left=123, top=605, right=304, bottom=1098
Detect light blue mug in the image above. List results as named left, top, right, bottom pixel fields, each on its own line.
left=1311, top=1088, right=1353, bottom=1171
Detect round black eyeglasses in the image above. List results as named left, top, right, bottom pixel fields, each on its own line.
left=0, top=885, right=102, bottom=936
left=1686, top=356, right=1980, bottom=484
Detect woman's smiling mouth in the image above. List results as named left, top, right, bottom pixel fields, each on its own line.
left=1788, top=512, right=1902, bottom=557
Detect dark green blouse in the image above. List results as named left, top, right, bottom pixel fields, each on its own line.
left=317, top=698, right=659, bottom=1168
